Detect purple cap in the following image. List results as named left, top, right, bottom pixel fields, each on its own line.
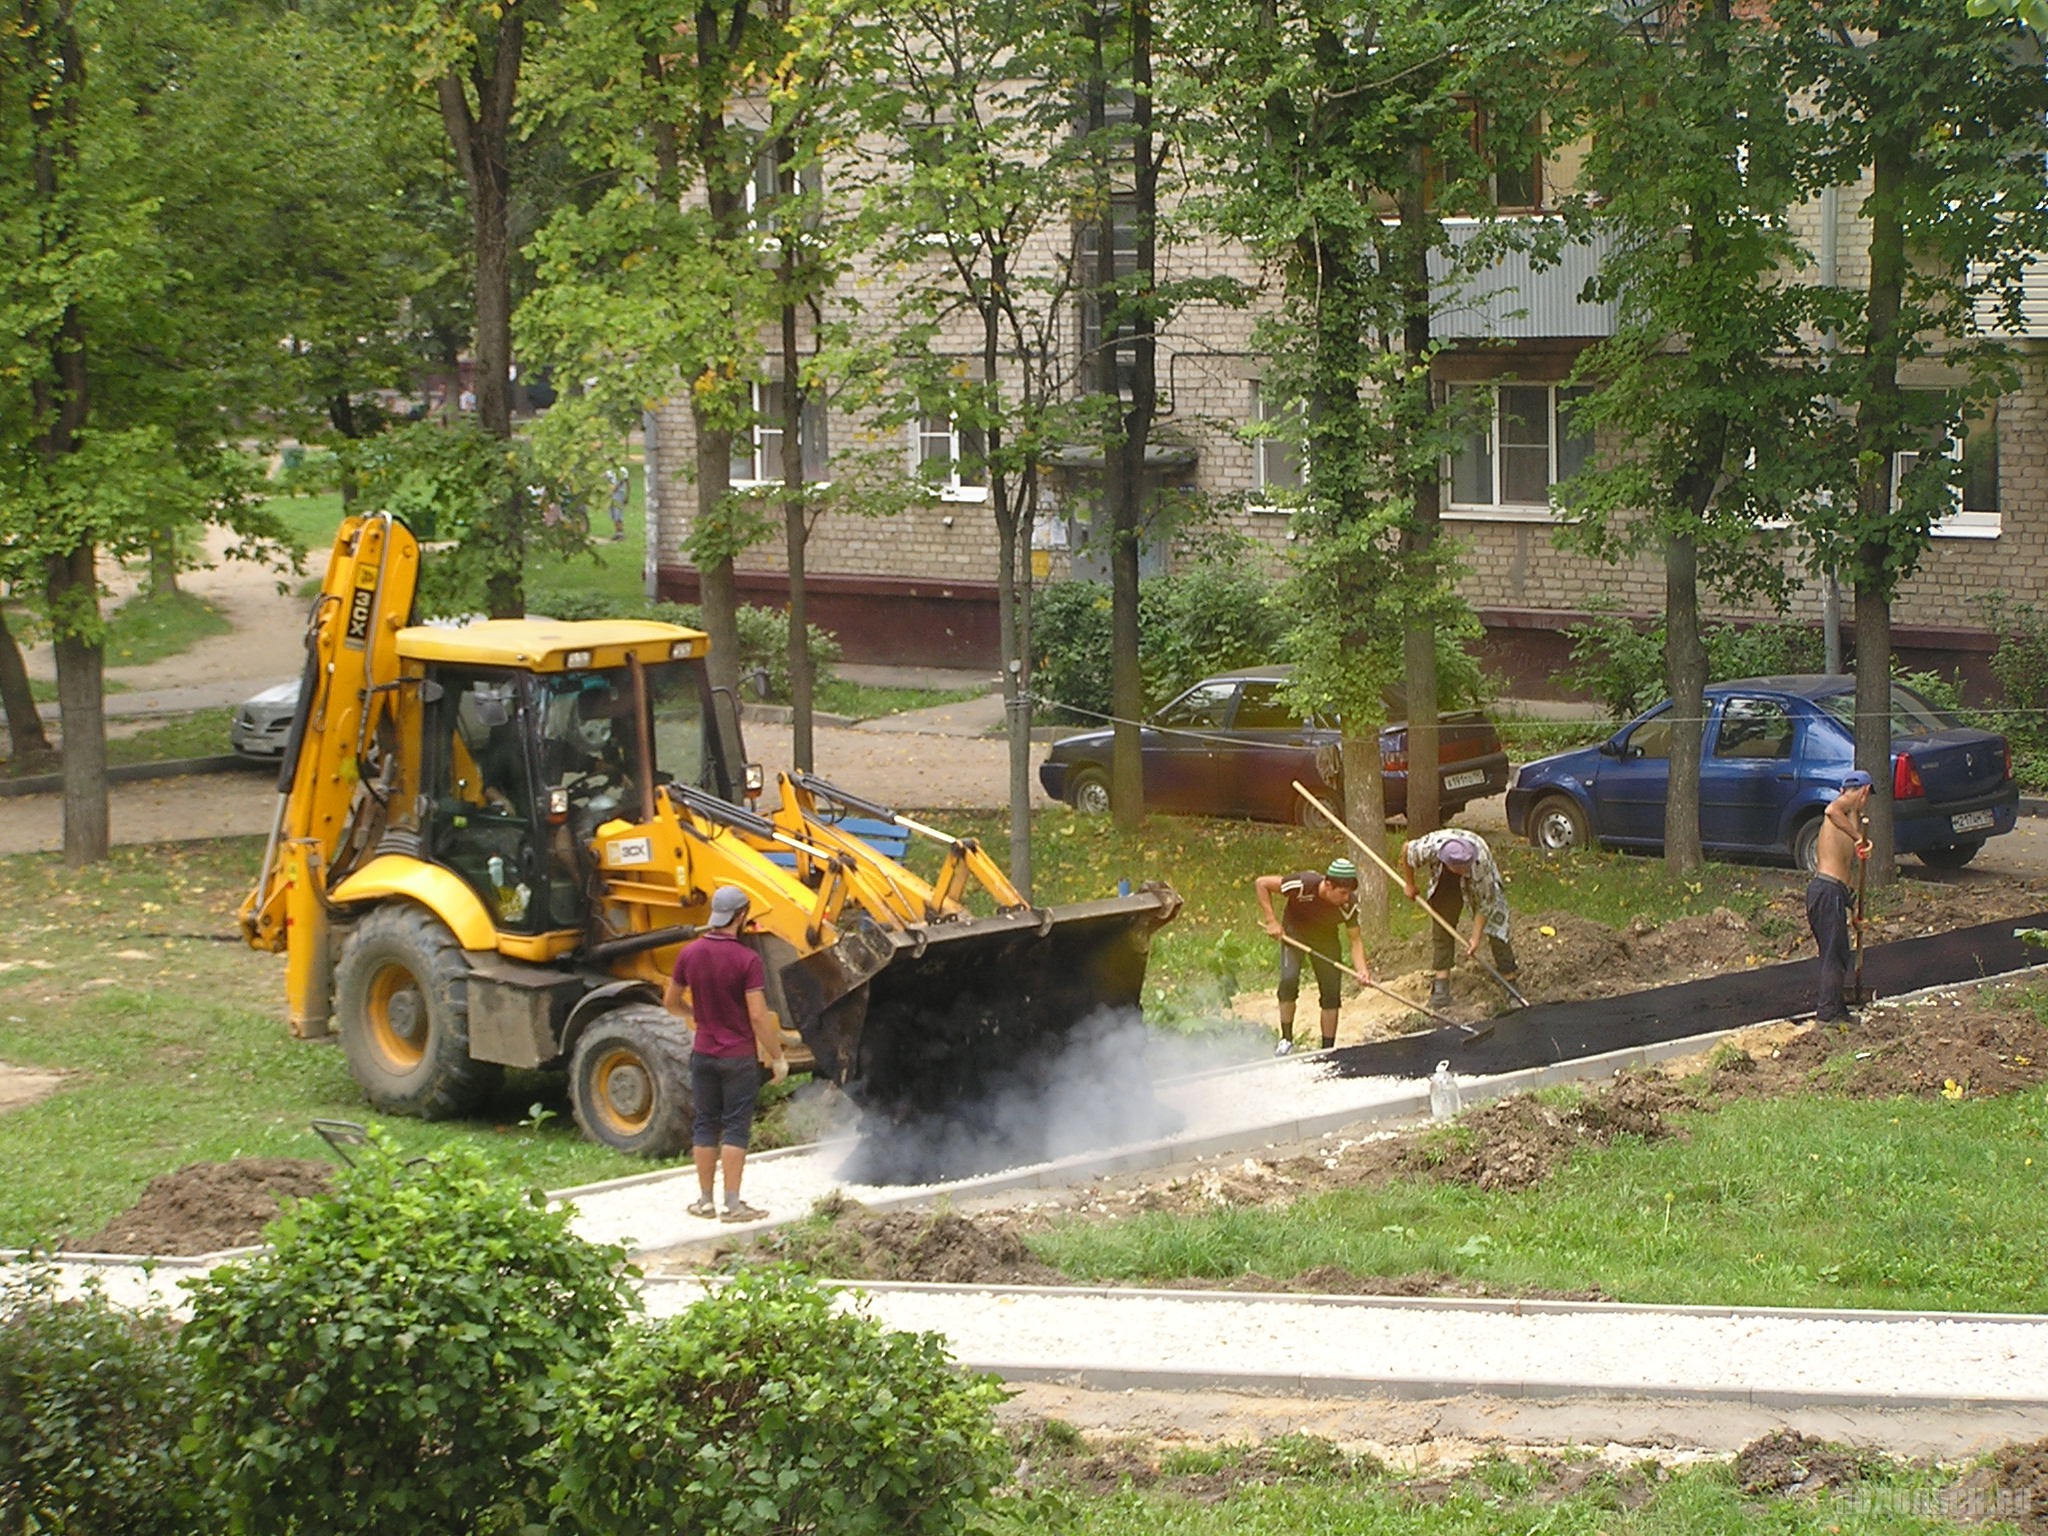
left=1841, top=770, right=1873, bottom=792
left=1438, top=836, right=1476, bottom=868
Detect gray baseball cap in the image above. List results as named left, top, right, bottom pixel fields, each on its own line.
left=708, top=885, right=751, bottom=924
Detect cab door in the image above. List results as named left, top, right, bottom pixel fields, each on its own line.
left=1218, top=679, right=1320, bottom=820
left=1145, top=680, right=1239, bottom=812
left=1699, top=694, right=1800, bottom=851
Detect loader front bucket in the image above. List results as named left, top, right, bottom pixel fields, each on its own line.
left=802, top=884, right=1181, bottom=1124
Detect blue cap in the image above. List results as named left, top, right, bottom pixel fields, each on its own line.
left=1841, top=770, right=1873, bottom=791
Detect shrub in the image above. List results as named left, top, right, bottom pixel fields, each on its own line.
left=1981, top=593, right=2048, bottom=777
left=547, top=1267, right=1008, bottom=1536
left=0, top=1266, right=212, bottom=1535
left=1033, top=563, right=1287, bottom=723
left=181, top=1138, right=635, bottom=1536
left=1562, top=611, right=1825, bottom=723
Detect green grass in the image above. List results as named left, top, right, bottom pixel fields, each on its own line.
left=920, top=810, right=1790, bottom=1018
left=105, top=709, right=237, bottom=766
left=1024, top=1085, right=2048, bottom=1313
left=814, top=680, right=986, bottom=719
left=263, top=490, right=347, bottom=553
left=102, top=591, right=233, bottom=669
left=0, top=839, right=636, bottom=1248
left=985, top=1455, right=2008, bottom=1536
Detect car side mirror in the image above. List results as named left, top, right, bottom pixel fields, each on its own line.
left=1600, top=736, right=1623, bottom=758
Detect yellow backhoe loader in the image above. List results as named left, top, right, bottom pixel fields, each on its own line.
left=240, top=513, right=1180, bottom=1155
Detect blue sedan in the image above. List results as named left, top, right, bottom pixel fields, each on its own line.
left=1506, top=675, right=2018, bottom=870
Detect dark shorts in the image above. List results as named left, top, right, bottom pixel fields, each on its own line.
left=1278, top=934, right=1342, bottom=1008
left=692, top=1051, right=762, bottom=1149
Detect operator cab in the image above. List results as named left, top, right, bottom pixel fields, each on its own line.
left=395, top=619, right=749, bottom=934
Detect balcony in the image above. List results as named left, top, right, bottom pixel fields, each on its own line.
left=1428, top=218, right=1620, bottom=341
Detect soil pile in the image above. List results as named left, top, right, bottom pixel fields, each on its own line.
left=1514, top=908, right=1767, bottom=1005
left=1732, top=1430, right=1869, bottom=1497
left=753, top=1194, right=1065, bottom=1285
left=1991, top=1439, right=2048, bottom=1533
left=71, top=1158, right=333, bottom=1256
left=1403, top=1074, right=1696, bottom=1191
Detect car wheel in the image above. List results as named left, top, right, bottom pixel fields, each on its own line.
left=1293, top=789, right=1337, bottom=828
left=1791, top=815, right=1822, bottom=875
left=569, top=1005, right=694, bottom=1157
left=1068, top=767, right=1111, bottom=816
left=1527, top=794, right=1589, bottom=851
left=1917, top=841, right=1983, bottom=870
left=334, top=903, right=502, bottom=1119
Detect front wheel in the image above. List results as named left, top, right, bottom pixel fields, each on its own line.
left=1527, top=794, right=1589, bottom=851
left=1067, top=767, right=1112, bottom=817
left=1791, top=815, right=1823, bottom=875
left=335, top=903, right=501, bottom=1119
left=1918, top=841, right=1983, bottom=870
left=569, top=1005, right=694, bottom=1157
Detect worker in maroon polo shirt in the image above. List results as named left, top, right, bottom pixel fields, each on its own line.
left=663, top=885, right=789, bottom=1223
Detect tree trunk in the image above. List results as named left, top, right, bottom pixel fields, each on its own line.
left=46, top=546, right=108, bottom=865
left=779, top=295, right=812, bottom=771
left=1394, top=175, right=1440, bottom=836
left=1340, top=736, right=1389, bottom=943
left=984, top=266, right=1033, bottom=896
left=437, top=15, right=526, bottom=619
left=146, top=530, right=180, bottom=596
left=1853, top=559, right=1896, bottom=874
left=0, top=603, right=54, bottom=768
left=692, top=412, right=744, bottom=696
left=1662, top=529, right=1707, bottom=873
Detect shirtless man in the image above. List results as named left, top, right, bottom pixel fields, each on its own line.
left=1806, top=769, right=1873, bottom=1024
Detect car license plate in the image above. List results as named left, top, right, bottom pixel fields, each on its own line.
left=1445, top=769, right=1486, bottom=791
left=1952, top=809, right=1995, bottom=834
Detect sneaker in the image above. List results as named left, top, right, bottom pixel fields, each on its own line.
left=721, top=1200, right=768, bottom=1223
left=687, top=1197, right=718, bottom=1219
left=1274, top=1038, right=1296, bottom=1057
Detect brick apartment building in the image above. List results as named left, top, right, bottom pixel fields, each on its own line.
left=646, top=130, right=2045, bottom=694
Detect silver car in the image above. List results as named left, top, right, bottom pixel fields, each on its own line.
left=231, top=679, right=301, bottom=758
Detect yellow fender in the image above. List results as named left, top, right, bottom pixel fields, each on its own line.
left=330, top=854, right=498, bottom=951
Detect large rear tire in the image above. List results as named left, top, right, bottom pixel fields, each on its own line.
left=334, top=903, right=501, bottom=1119
left=569, top=1005, right=694, bottom=1157
left=1917, top=841, right=1983, bottom=870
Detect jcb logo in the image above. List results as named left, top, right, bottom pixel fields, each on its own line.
left=343, top=586, right=375, bottom=649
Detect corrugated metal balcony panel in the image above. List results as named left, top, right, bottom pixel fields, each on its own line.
left=1970, top=257, right=2048, bottom=338
left=1426, top=218, right=1621, bottom=341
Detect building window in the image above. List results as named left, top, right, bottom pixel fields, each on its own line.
left=1895, top=401, right=2000, bottom=539
left=1445, top=382, right=1592, bottom=518
left=915, top=412, right=988, bottom=501
left=744, top=137, right=822, bottom=231
left=731, top=381, right=829, bottom=485
left=1250, top=384, right=1304, bottom=506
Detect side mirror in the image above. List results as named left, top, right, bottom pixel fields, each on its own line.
left=743, top=763, right=765, bottom=797
left=1599, top=736, right=1623, bottom=758
left=747, top=666, right=771, bottom=700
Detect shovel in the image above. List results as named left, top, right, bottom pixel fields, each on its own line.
left=1275, top=933, right=1493, bottom=1042
left=1848, top=832, right=1872, bottom=1009
left=1293, top=781, right=1531, bottom=1010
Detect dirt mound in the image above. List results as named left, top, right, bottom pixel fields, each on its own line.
left=1512, top=908, right=1761, bottom=1005
left=755, top=1195, right=1065, bottom=1285
left=1702, top=986, right=2048, bottom=1103
left=1408, top=1074, right=1696, bottom=1191
left=1732, top=1430, right=1868, bottom=1497
left=1991, top=1439, right=2048, bottom=1533
left=71, top=1158, right=333, bottom=1256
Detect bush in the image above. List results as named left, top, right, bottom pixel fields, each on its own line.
left=0, top=1266, right=212, bottom=1535
left=547, top=1267, right=1008, bottom=1536
left=1033, top=563, right=1288, bottom=723
left=1981, top=593, right=2048, bottom=772
left=1561, top=611, right=1825, bottom=723
left=181, top=1138, right=635, bottom=1536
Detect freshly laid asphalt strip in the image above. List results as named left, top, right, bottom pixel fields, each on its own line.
left=1327, top=907, right=2048, bottom=1083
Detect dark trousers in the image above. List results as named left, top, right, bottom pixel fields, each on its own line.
left=1806, top=874, right=1854, bottom=1022
left=1277, top=938, right=1342, bottom=1008
left=692, top=1051, right=763, bottom=1149
left=1427, top=878, right=1517, bottom=976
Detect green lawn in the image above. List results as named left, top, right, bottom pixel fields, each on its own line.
left=815, top=679, right=986, bottom=719
left=984, top=1452, right=2011, bottom=1536
left=105, top=709, right=237, bottom=766
left=102, top=590, right=232, bottom=669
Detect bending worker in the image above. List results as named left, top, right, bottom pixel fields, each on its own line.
left=1403, top=829, right=1518, bottom=1011
left=1807, top=769, right=1873, bottom=1024
left=1255, top=859, right=1371, bottom=1055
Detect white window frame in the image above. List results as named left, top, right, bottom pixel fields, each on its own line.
left=1894, top=401, right=2000, bottom=540
left=912, top=412, right=989, bottom=503
left=731, top=381, right=827, bottom=488
left=1443, top=381, right=1593, bottom=522
left=1248, top=384, right=1305, bottom=511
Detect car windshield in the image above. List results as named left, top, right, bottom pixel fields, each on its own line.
left=1816, top=683, right=1962, bottom=740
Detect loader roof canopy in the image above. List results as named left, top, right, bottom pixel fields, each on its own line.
left=395, top=618, right=708, bottom=672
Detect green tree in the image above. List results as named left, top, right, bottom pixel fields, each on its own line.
left=1783, top=0, right=2048, bottom=880
left=1561, top=1, right=1834, bottom=872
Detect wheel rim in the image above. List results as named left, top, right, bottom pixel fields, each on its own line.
left=1074, top=777, right=1110, bottom=815
left=364, top=963, right=428, bottom=1071
left=1535, top=806, right=1578, bottom=850
left=588, top=1046, right=655, bottom=1137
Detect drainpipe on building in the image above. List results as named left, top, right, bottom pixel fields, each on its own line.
left=642, top=409, right=660, bottom=604
left=1819, top=183, right=1844, bottom=674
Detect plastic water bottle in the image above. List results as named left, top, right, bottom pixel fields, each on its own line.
left=1428, top=1060, right=1463, bottom=1120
